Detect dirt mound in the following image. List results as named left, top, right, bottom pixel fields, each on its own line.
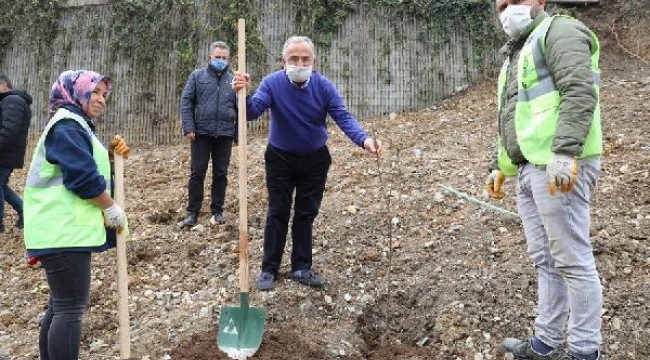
left=169, top=328, right=329, bottom=360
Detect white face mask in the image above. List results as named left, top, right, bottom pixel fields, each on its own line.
left=499, top=4, right=533, bottom=38
left=285, top=65, right=312, bottom=83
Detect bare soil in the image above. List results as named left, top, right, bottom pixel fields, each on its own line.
left=1, top=5, right=649, bottom=360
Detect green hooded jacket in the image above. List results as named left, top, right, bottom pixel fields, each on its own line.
left=492, top=12, right=599, bottom=170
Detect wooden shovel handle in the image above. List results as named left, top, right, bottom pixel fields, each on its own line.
left=237, top=19, right=249, bottom=293
left=114, top=153, right=131, bottom=358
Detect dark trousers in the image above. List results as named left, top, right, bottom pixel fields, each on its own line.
left=262, top=145, right=331, bottom=275
left=0, top=167, right=22, bottom=230
left=187, top=135, right=233, bottom=215
left=39, top=252, right=91, bottom=360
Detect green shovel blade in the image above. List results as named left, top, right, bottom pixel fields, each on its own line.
left=218, top=293, right=267, bottom=360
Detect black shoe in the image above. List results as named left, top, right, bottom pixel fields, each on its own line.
left=562, top=351, right=603, bottom=360
left=290, top=270, right=325, bottom=288
left=210, top=213, right=225, bottom=225
left=180, top=212, right=198, bottom=227
left=502, top=338, right=564, bottom=360
left=256, top=271, right=276, bottom=291
left=15, top=214, right=23, bottom=229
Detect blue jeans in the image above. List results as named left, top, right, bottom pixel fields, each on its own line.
left=516, top=158, right=602, bottom=355
left=0, top=167, right=23, bottom=229
left=39, top=252, right=91, bottom=360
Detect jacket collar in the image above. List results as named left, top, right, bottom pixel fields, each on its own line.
left=207, top=65, right=229, bottom=77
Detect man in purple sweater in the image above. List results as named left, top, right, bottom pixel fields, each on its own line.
left=233, top=36, right=383, bottom=291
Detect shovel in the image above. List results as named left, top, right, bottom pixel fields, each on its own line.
left=217, top=18, right=267, bottom=360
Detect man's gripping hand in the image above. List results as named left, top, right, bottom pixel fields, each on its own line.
left=363, top=137, right=383, bottom=157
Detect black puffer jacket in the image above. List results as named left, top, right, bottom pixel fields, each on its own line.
left=0, top=90, right=32, bottom=168
left=180, top=66, right=237, bottom=138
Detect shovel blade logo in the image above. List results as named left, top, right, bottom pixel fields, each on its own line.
left=224, top=318, right=239, bottom=335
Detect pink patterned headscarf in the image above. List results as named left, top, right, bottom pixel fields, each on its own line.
left=48, top=70, right=113, bottom=116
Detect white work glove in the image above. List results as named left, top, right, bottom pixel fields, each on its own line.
left=546, top=153, right=577, bottom=195
left=486, top=169, right=506, bottom=199
left=103, top=203, right=126, bottom=232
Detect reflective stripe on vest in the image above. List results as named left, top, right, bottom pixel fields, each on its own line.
left=497, top=16, right=602, bottom=176
left=24, top=108, right=111, bottom=250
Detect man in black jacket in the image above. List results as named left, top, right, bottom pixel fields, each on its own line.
left=179, top=41, right=237, bottom=227
left=0, top=74, right=32, bottom=233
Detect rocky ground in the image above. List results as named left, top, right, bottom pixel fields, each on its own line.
left=1, top=5, right=649, bottom=360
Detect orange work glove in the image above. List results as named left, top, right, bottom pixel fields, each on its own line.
left=486, top=169, right=506, bottom=199
left=109, top=134, right=130, bottom=159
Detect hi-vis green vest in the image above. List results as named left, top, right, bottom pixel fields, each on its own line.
left=497, top=16, right=602, bottom=176
left=24, top=108, right=111, bottom=250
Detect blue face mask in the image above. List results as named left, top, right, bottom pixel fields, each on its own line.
left=210, top=59, right=228, bottom=72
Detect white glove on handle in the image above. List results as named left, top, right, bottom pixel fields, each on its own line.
left=103, top=203, right=126, bottom=232
left=546, top=153, right=577, bottom=195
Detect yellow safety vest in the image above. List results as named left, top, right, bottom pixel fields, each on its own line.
left=497, top=16, right=602, bottom=176
left=24, top=108, right=111, bottom=249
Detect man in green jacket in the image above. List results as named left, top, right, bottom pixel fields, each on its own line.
left=487, top=1, right=604, bottom=359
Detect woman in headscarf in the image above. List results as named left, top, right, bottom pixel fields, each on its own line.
left=23, top=70, right=129, bottom=360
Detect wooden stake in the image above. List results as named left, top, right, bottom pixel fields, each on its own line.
left=114, top=153, right=131, bottom=359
